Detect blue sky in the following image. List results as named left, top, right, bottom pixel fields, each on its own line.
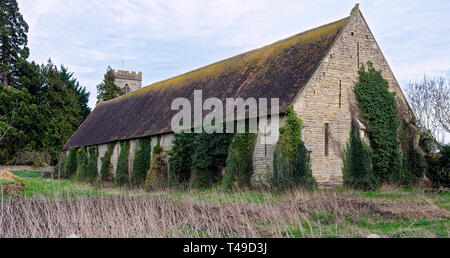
left=18, top=0, right=450, bottom=109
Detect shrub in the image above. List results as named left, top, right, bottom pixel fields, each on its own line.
left=426, top=145, right=450, bottom=188
left=85, top=147, right=98, bottom=182
left=115, top=141, right=130, bottom=186
left=343, top=126, right=378, bottom=191
left=99, top=143, right=115, bottom=182
left=64, top=148, right=77, bottom=179
left=14, top=148, right=51, bottom=167
left=145, top=144, right=168, bottom=191
left=222, top=133, right=257, bottom=190
left=395, top=121, right=426, bottom=185
left=133, top=137, right=151, bottom=186
left=191, top=168, right=222, bottom=189
left=273, top=107, right=316, bottom=190
left=354, top=62, right=402, bottom=183
left=168, top=131, right=195, bottom=185
left=75, top=147, right=87, bottom=181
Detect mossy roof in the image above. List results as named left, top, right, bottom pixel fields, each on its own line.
left=64, top=17, right=349, bottom=150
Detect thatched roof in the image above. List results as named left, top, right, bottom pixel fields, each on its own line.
left=64, top=17, right=349, bottom=150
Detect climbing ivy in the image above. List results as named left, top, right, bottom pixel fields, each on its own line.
left=99, top=143, right=114, bottom=182
left=398, top=121, right=425, bottom=185
left=222, top=132, right=257, bottom=190
left=343, top=126, right=378, bottom=190
left=168, top=131, right=196, bottom=185
left=115, top=141, right=130, bottom=186
left=145, top=143, right=168, bottom=190
left=273, top=107, right=316, bottom=190
left=85, top=146, right=98, bottom=182
left=190, top=131, right=234, bottom=188
left=133, top=137, right=151, bottom=186
left=75, top=147, right=87, bottom=181
left=354, top=62, right=402, bottom=183
left=64, top=148, right=77, bottom=179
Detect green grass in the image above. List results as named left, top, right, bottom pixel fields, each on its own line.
left=13, top=170, right=43, bottom=178
left=2, top=177, right=147, bottom=198
left=285, top=214, right=449, bottom=238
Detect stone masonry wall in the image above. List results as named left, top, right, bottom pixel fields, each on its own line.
left=97, top=144, right=107, bottom=175
left=96, top=133, right=175, bottom=182
left=251, top=116, right=286, bottom=188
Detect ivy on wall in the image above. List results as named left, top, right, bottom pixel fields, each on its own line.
left=168, top=132, right=195, bottom=185
left=75, top=147, right=87, bottom=181
left=145, top=143, right=168, bottom=190
left=273, top=107, right=316, bottom=190
left=99, top=143, right=115, bottom=182
left=222, top=132, right=257, bottom=190
left=64, top=148, right=77, bottom=179
left=398, top=121, right=425, bottom=185
left=85, top=146, right=98, bottom=182
left=354, top=62, right=402, bottom=183
left=115, top=141, right=130, bottom=186
left=190, top=131, right=234, bottom=188
left=133, top=137, right=151, bottom=186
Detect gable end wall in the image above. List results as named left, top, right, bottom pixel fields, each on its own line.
left=290, top=10, right=413, bottom=187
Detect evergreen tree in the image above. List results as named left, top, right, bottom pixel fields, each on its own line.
left=59, top=65, right=91, bottom=121
left=96, top=66, right=124, bottom=103
left=0, top=84, right=39, bottom=163
left=343, top=126, right=378, bottom=190
left=273, top=107, right=316, bottom=190
left=39, top=60, right=82, bottom=161
left=0, top=0, right=29, bottom=87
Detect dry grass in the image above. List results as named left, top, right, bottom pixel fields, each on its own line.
left=1, top=189, right=448, bottom=238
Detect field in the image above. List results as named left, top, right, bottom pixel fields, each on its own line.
left=0, top=171, right=449, bottom=238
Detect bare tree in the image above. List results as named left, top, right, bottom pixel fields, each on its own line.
left=405, top=76, right=450, bottom=145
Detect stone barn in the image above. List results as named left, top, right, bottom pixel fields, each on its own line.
left=63, top=5, right=414, bottom=187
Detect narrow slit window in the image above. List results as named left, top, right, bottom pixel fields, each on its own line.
left=325, top=123, right=329, bottom=157
left=264, top=142, right=267, bottom=158
left=357, top=42, right=360, bottom=68
left=339, top=81, right=342, bottom=108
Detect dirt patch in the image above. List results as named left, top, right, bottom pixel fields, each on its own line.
left=1, top=181, right=26, bottom=195
left=1, top=170, right=19, bottom=180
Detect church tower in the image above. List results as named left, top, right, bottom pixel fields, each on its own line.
left=113, top=70, right=142, bottom=94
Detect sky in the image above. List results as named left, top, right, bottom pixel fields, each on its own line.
left=17, top=0, right=450, bottom=110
